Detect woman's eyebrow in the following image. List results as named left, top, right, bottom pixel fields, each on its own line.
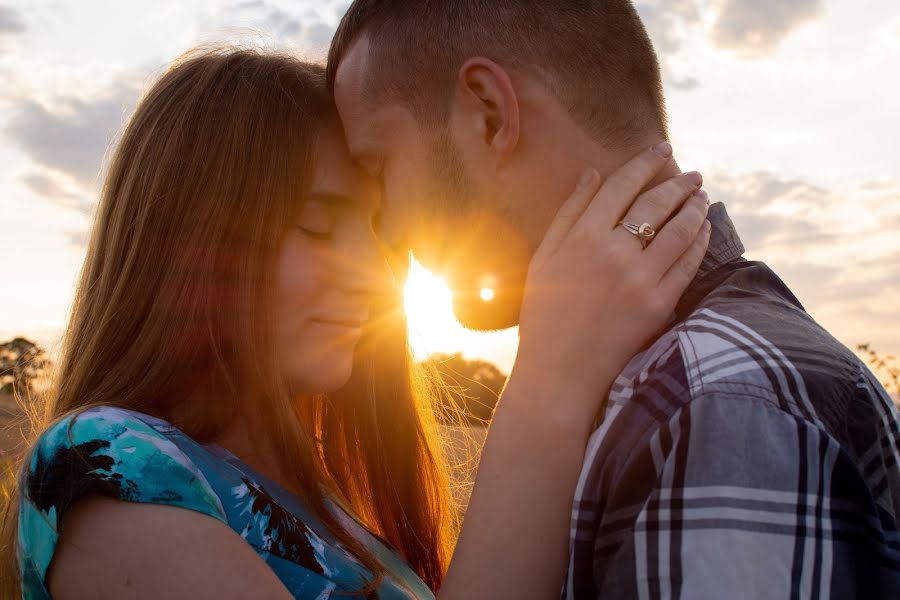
left=306, top=192, right=353, bottom=207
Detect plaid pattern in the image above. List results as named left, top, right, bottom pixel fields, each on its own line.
left=564, top=204, right=900, bottom=599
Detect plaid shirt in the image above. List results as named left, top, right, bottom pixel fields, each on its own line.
left=564, top=204, right=900, bottom=599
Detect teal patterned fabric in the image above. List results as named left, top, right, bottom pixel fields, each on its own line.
left=17, top=405, right=435, bottom=599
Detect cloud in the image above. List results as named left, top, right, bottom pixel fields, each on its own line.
left=4, top=81, right=140, bottom=186
left=861, top=177, right=899, bottom=192
left=705, top=169, right=900, bottom=353
left=0, top=4, right=24, bottom=55
left=331, top=2, right=351, bottom=22
left=303, top=21, right=335, bottom=47
left=711, top=0, right=825, bottom=57
left=706, top=170, right=831, bottom=215
left=223, top=1, right=335, bottom=48
left=65, top=230, right=91, bottom=248
left=0, top=5, right=25, bottom=34
left=260, top=5, right=302, bottom=38
left=635, top=4, right=690, bottom=55
left=634, top=2, right=703, bottom=93
left=20, top=171, right=96, bottom=249
left=636, top=0, right=828, bottom=93
left=22, top=172, right=94, bottom=216
left=670, top=76, right=701, bottom=92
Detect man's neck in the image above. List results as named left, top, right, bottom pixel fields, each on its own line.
left=510, top=118, right=685, bottom=253
left=590, top=138, right=684, bottom=196
left=640, top=155, right=683, bottom=194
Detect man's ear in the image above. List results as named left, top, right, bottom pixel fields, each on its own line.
left=453, top=57, right=521, bottom=164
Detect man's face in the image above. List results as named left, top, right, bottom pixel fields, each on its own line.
left=333, top=38, right=532, bottom=330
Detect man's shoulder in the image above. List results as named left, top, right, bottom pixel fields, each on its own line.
left=615, top=259, right=894, bottom=454
left=569, top=253, right=900, bottom=599
left=672, top=260, right=864, bottom=404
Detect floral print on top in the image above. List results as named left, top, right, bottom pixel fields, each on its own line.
left=17, top=405, right=435, bottom=599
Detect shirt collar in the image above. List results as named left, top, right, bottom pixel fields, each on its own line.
left=670, top=202, right=745, bottom=321
left=696, top=202, right=744, bottom=280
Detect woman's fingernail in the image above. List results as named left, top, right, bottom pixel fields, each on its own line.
left=577, top=168, right=598, bottom=190
left=694, top=189, right=709, bottom=204
left=702, top=220, right=712, bottom=233
left=652, top=142, right=673, bottom=158
left=685, top=171, right=703, bottom=187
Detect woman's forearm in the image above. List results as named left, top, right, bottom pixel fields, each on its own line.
left=439, top=358, right=610, bottom=600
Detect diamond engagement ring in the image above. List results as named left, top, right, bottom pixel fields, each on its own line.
left=618, top=221, right=656, bottom=248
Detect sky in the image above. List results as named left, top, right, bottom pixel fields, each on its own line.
left=0, top=0, right=898, bottom=377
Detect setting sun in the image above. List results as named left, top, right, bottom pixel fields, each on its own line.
left=402, top=259, right=519, bottom=370
left=403, top=259, right=456, bottom=359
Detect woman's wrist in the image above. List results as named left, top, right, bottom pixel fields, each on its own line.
left=498, top=352, right=614, bottom=438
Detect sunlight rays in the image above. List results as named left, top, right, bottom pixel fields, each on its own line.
left=402, top=259, right=516, bottom=368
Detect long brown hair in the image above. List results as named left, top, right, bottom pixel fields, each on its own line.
left=0, top=46, right=455, bottom=596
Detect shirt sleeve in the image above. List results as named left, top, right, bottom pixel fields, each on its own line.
left=17, top=406, right=227, bottom=590
left=597, top=392, right=899, bottom=599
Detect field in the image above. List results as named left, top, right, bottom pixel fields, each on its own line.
left=440, top=424, right=488, bottom=512
left=0, top=393, right=25, bottom=456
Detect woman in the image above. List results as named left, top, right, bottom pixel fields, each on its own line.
left=0, top=47, right=709, bottom=598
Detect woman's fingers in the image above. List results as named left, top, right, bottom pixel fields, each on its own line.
left=645, top=190, right=710, bottom=277
left=616, top=172, right=705, bottom=240
left=659, top=218, right=712, bottom=300
left=580, top=142, right=675, bottom=230
left=534, top=168, right=601, bottom=260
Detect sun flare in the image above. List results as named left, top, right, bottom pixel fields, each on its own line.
left=402, top=259, right=518, bottom=368
left=403, top=259, right=457, bottom=360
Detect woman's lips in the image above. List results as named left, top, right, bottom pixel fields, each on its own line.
left=312, top=317, right=366, bottom=330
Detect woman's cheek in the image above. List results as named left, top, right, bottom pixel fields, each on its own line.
left=278, top=236, right=331, bottom=298
left=274, top=237, right=332, bottom=350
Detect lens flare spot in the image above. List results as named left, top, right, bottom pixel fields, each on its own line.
left=479, top=287, right=496, bottom=302
left=402, top=258, right=519, bottom=370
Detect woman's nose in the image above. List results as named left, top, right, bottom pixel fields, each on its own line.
left=334, top=232, right=395, bottom=297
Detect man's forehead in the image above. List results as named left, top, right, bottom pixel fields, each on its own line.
left=333, top=35, right=372, bottom=108
left=333, top=36, right=381, bottom=153
left=334, top=46, right=423, bottom=160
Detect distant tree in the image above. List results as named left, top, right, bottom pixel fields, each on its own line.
left=857, top=343, right=899, bottom=402
left=0, top=337, right=50, bottom=396
left=423, top=353, right=508, bottom=426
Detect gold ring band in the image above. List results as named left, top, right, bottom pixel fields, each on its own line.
left=618, top=221, right=656, bottom=248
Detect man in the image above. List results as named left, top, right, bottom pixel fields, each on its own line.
left=326, top=1, right=900, bottom=598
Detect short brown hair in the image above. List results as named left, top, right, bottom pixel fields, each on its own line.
left=327, top=0, right=669, bottom=147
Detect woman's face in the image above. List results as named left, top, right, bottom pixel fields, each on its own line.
left=273, top=122, right=389, bottom=395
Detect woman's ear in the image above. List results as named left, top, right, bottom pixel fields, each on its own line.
left=452, top=57, right=521, bottom=165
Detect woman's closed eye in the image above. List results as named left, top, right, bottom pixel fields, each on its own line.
left=296, top=202, right=337, bottom=241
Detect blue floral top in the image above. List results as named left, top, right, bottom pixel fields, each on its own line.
left=17, top=405, right=436, bottom=599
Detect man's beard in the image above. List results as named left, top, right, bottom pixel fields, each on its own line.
left=427, top=129, right=473, bottom=220
left=425, top=132, right=528, bottom=331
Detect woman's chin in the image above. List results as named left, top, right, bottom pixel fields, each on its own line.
left=288, top=354, right=354, bottom=395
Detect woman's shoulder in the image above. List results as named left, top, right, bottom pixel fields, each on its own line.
left=33, top=404, right=177, bottom=450
left=39, top=404, right=177, bottom=439
left=24, top=404, right=226, bottom=517
left=19, top=405, right=230, bottom=593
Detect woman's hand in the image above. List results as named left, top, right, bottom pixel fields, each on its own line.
left=515, top=143, right=710, bottom=420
